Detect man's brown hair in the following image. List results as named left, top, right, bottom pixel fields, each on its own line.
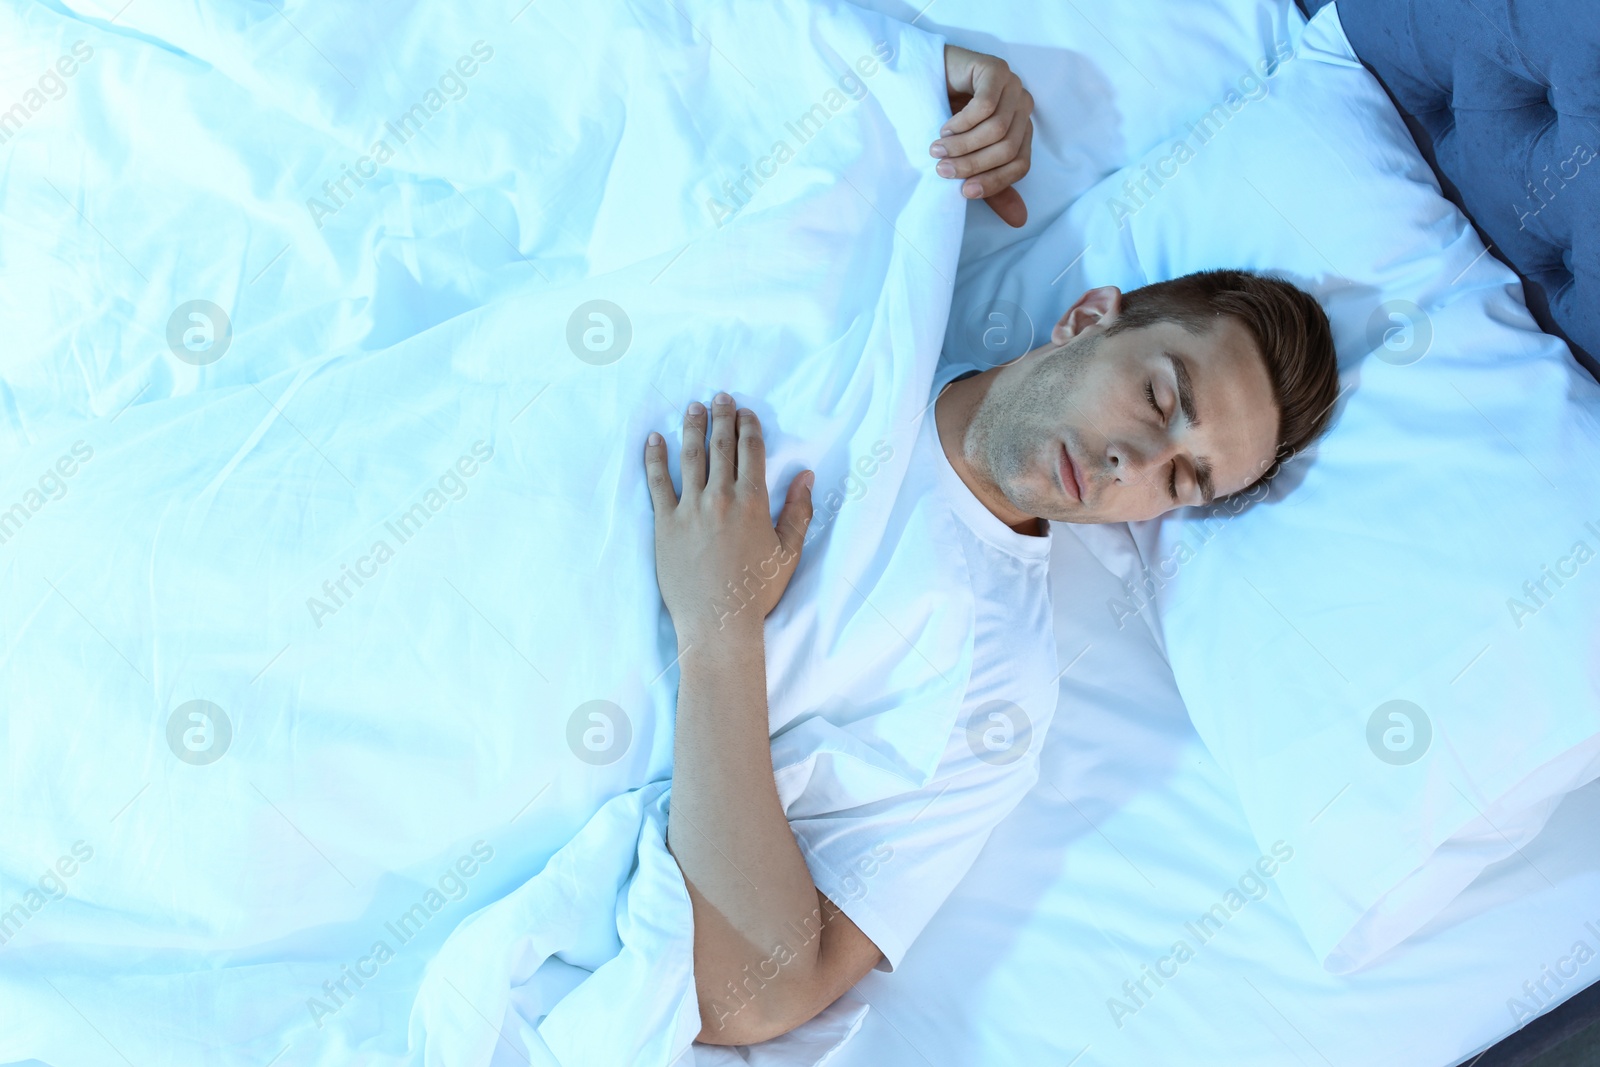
left=1103, top=268, right=1341, bottom=499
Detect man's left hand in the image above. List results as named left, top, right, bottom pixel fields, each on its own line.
left=934, top=44, right=1035, bottom=228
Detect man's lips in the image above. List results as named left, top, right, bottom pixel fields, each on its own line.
left=1058, top=442, right=1082, bottom=503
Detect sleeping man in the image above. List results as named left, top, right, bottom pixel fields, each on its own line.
left=641, top=45, right=1342, bottom=1047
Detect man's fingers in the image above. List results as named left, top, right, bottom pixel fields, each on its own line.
left=643, top=431, right=680, bottom=512
left=940, top=46, right=978, bottom=120
left=936, top=83, right=1030, bottom=158
left=964, top=150, right=1032, bottom=199
left=946, top=80, right=1002, bottom=137
left=942, top=53, right=1006, bottom=136
left=975, top=122, right=1032, bottom=226
left=680, top=400, right=708, bottom=496
left=942, top=83, right=1025, bottom=153
left=735, top=407, right=766, bottom=494
left=939, top=133, right=1026, bottom=181
left=707, top=391, right=737, bottom=490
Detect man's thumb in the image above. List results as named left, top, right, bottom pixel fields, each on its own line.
left=775, top=470, right=815, bottom=560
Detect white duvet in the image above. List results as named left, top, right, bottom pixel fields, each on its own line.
left=0, top=2, right=969, bottom=1064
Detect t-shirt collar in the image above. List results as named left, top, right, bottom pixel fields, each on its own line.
left=926, top=362, right=1053, bottom=560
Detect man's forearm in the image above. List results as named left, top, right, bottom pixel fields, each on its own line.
left=667, top=620, right=828, bottom=1042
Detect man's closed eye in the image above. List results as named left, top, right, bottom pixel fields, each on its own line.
left=1145, top=380, right=1182, bottom=501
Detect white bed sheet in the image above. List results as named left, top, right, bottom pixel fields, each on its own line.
left=822, top=522, right=1600, bottom=1067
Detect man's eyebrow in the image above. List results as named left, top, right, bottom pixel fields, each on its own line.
left=1165, top=351, right=1215, bottom=505
left=1164, top=351, right=1200, bottom=429
left=1195, top=456, right=1215, bottom=507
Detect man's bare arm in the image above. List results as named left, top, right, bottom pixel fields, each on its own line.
left=644, top=392, right=882, bottom=1044
left=669, top=623, right=883, bottom=1043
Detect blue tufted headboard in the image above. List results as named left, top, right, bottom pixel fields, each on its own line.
left=1299, top=0, right=1598, bottom=382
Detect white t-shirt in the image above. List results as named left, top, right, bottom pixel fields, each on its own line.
left=782, top=361, right=1059, bottom=972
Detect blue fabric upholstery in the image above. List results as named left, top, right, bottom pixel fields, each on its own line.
left=1301, top=0, right=1598, bottom=378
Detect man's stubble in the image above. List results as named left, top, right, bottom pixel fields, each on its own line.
left=964, top=331, right=1100, bottom=519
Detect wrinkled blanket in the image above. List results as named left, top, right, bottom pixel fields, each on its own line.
left=0, top=0, right=965, bottom=1063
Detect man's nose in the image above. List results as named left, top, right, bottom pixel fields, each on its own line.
left=1108, top=430, right=1178, bottom=482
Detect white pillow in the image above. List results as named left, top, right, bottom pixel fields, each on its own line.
left=947, top=5, right=1600, bottom=972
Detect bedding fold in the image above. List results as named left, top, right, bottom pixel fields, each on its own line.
left=0, top=1, right=966, bottom=1063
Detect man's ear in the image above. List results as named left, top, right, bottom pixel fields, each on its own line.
left=1051, top=286, right=1122, bottom=346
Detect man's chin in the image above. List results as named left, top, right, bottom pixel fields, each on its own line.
left=1013, top=482, right=1079, bottom=523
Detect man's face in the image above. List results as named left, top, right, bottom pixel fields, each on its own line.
left=964, top=287, right=1279, bottom=524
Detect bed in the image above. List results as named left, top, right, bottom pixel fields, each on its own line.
left=821, top=1, right=1600, bottom=1065
left=0, top=0, right=1594, bottom=1065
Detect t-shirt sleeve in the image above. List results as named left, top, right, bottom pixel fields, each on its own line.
left=785, top=741, right=1042, bottom=972
left=778, top=386, right=1059, bottom=973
